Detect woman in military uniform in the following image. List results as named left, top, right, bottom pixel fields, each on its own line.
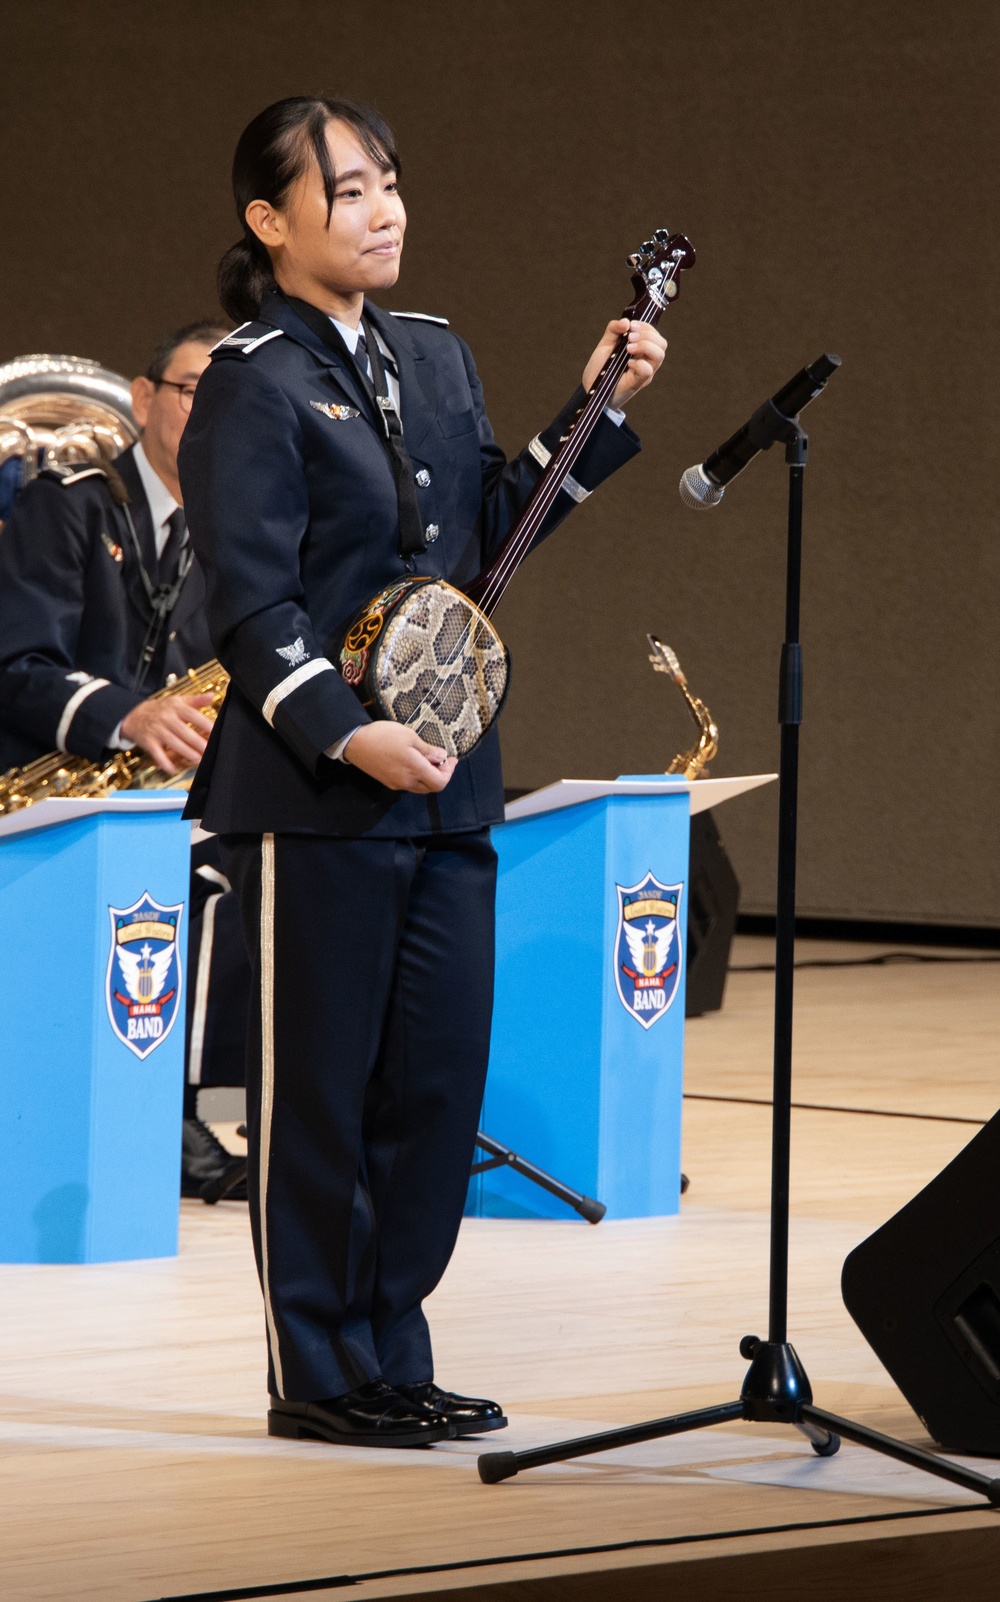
left=179, top=95, right=666, bottom=1448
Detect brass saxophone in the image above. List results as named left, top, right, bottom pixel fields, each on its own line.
left=647, top=634, right=719, bottom=780
left=0, top=661, right=229, bottom=815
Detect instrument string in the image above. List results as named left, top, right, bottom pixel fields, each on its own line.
left=477, top=294, right=663, bottom=613
left=406, top=284, right=672, bottom=737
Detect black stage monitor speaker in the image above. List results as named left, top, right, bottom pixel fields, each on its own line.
left=685, top=809, right=740, bottom=1017
left=842, top=1111, right=1000, bottom=1455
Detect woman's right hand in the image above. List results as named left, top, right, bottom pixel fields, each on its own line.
left=343, top=722, right=456, bottom=793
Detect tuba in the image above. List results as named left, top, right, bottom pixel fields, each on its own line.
left=0, top=353, right=137, bottom=516
left=647, top=635, right=719, bottom=780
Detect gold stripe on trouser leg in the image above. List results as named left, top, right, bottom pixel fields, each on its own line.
left=187, top=892, right=222, bottom=1086
left=259, top=832, right=284, bottom=1396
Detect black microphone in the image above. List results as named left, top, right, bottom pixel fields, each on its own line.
left=679, top=353, right=842, bottom=509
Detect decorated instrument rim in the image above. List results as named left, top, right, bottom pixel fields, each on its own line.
left=373, top=582, right=508, bottom=759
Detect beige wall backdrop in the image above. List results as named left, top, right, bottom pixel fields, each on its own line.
left=3, top=0, right=997, bottom=924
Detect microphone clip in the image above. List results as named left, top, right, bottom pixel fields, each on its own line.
left=746, top=398, right=809, bottom=466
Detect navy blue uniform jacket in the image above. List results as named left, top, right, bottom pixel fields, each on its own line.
left=178, top=291, right=640, bottom=837
left=0, top=447, right=212, bottom=771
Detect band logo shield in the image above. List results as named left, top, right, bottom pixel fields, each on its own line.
left=106, top=893, right=184, bottom=1060
left=614, top=872, right=683, bottom=1028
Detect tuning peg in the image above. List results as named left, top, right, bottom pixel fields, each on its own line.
left=654, top=227, right=670, bottom=242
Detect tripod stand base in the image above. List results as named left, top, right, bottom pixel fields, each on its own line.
left=477, top=1339, right=1000, bottom=1505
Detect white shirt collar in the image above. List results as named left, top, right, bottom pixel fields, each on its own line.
left=329, top=315, right=362, bottom=354
left=328, top=315, right=394, bottom=364
left=132, top=441, right=180, bottom=556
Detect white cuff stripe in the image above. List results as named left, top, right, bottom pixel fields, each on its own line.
left=560, top=473, right=590, bottom=504
left=528, top=435, right=590, bottom=502
left=56, top=678, right=110, bottom=752
left=261, top=658, right=335, bottom=727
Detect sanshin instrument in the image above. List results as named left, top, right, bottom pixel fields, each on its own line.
left=335, top=228, right=696, bottom=759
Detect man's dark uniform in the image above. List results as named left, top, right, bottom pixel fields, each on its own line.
left=0, top=444, right=249, bottom=1193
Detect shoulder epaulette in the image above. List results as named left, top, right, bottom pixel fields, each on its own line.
left=390, top=311, right=449, bottom=327
left=40, top=457, right=129, bottom=506
left=211, top=322, right=285, bottom=357
left=44, top=462, right=110, bottom=488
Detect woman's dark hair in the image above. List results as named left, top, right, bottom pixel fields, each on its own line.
left=218, top=96, right=400, bottom=323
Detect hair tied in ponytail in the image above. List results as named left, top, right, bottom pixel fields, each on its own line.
left=218, top=233, right=276, bottom=324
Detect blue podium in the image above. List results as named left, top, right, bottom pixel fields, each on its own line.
left=471, top=774, right=775, bottom=1222
left=0, top=794, right=191, bottom=1263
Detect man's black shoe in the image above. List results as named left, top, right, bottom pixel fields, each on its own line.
left=181, top=1116, right=248, bottom=1203
left=395, top=1381, right=508, bottom=1435
left=268, top=1380, right=455, bottom=1447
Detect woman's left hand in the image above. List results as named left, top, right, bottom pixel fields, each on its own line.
left=582, top=318, right=667, bottom=411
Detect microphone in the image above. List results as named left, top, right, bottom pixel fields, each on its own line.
left=679, top=353, right=841, bottom=510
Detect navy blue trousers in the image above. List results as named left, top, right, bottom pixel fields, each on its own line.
left=220, top=829, right=497, bottom=1401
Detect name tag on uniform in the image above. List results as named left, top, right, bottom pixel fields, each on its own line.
left=310, top=400, right=361, bottom=422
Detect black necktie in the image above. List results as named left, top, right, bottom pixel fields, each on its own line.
left=355, top=324, right=398, bottom=386
left=158, top=507, right=186, bottom=585
left=357, top=316, right=425, bottom=560
left=354, top=325, right=373, bottom=382
left=283, top=294, right=426, bottom=560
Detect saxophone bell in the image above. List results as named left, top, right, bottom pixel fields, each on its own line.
left=646, top=634, right=719, bottom=781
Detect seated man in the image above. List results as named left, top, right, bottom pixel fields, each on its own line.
left=0, top=321, right=250, bottom=1201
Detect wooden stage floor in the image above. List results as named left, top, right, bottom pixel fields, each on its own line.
left=2, top=935, right=998, bottom=1600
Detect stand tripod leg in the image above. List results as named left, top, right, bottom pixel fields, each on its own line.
left=472, top=1132, right=607, bottom=1223
left=795, top=1416, right=840, bottom=1456
left=478, top=1400, right=743, bottom=1483
left=801, top=1405, right=1000, bottom=1504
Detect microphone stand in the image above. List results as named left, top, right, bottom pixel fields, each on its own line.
left=477, top=411, right=1000, bottom=1505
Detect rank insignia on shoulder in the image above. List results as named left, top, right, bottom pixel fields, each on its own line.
left=101, top=531, right=123, bottom=563
left=48, top=463, right=107, bottom=487
left=211, top=324, right=284, bottom=356
left=310, top=400, right=361, bottom=422
left=390, top=311, right=450, bottom=326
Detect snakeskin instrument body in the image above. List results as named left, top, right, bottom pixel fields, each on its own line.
left=338, top=577, right=509, bottom=759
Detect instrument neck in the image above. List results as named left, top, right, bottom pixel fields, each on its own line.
left=465, top=290, right=663, bottom=616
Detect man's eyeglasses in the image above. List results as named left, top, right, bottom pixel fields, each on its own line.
left=152, top=377, right=199, bottom=412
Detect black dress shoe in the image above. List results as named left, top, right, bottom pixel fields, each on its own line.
left=268, top=1380, right=455, bottom=1448
left=395, top=1381, right=508, bottom=1436
left=181, top=1116, right=248, bottom=1203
